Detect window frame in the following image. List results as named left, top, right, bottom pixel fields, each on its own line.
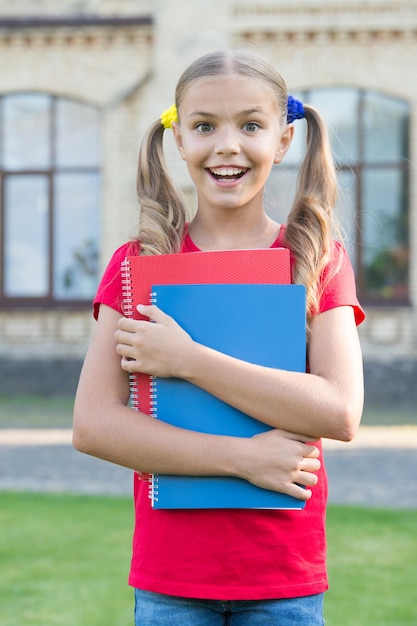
left=272, top=87, right=410, bottom=307
left=0, top=93, right=100, bottom=309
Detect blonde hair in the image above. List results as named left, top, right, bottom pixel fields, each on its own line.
left=135, top=49, right=338, bottom=324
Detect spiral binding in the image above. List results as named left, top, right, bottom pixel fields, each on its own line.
left=121, top=258, right=134, bottom=318
left=148, top=290, right=160, bottom=504
left=149, top=477, right=159, bottom=505
left=121, top=258, right=136, bottom=407
left=121, top=257, right=154, bottom=486
left=148, top=375, right=159, bottom=499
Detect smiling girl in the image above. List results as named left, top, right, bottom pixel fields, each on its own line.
left=73, top=50, right=365, bottom=625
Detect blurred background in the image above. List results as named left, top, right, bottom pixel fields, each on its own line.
left=0, top=0, right=415, bottom=420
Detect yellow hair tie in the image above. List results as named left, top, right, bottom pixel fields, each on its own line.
left=160, top=104, right=178, bottom=129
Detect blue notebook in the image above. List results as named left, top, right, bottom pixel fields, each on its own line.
left=149, top=283, right=306, bottom=510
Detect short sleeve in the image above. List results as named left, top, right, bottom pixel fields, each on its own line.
left=93, top=241, right=139, bottom=320
left=318, top=241, right=365, bottom=326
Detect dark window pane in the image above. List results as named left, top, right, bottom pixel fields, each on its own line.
left=3, top=95, right=51, bottom=170
left=363, top=93, right=409, bottom=163
left=53, top=173, right=100, bottom=299
left=308, top=88, right=359, bottom=165
left=4, top=175, right=49, bottom=296
left=362, top=168, right=408, bottom=299
left=56, top=100, right=100, bottom=167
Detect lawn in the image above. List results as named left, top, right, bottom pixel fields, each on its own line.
left=0, top=492, right=133, bottom=626
left=0, top=395, right=74, bottom=428
left=326, top=506, right=417, bottom=624
left=0, top=493, right=416, bottom=625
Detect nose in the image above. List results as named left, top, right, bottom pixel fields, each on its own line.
left=214, top=125, right=240, bottom=156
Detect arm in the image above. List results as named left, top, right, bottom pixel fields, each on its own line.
left=116, top=304, right=364, bottom=442
left=73, top=304, right=321, bottom=500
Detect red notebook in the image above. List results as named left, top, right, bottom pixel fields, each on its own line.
left=121, top=248, right=291, bottom=416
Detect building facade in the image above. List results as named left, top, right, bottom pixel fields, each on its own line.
left=0, top=0, right=416, bottom=407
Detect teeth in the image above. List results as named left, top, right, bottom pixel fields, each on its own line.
left=211, top=167, right=244, bottom=177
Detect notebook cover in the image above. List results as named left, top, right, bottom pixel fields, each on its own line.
left=121, top=248, right=291, bottom=416
left=149, top=283, right=306, bottom=509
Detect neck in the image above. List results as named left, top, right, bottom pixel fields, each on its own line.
left=188, top=213, right=281, bottom=251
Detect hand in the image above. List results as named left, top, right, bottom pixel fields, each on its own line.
left=115, top=304, right=195, bottom=378
left=239, top=429, right=321, bottom=500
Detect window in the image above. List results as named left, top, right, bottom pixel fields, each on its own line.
left=265, top=88, right=410, bottom=304
left=0, top=94, right=100, bottom=306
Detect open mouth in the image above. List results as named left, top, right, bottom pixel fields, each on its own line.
left=208, top=167, right=248, bottom=181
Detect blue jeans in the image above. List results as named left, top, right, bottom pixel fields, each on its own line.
left=134, top=588, right=325, bottom=625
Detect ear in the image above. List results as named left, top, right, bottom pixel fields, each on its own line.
left=273, top=124, right=294, bottom=164
left=171, top=122, right=186, bottom=161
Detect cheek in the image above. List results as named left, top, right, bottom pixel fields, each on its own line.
left=249, top=137, right=277, bottom=159
left=182, top=139, right=208, bottom=166
left=255, top=148, right=279, bottom=171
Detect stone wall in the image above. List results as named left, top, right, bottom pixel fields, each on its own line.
left=0, top=358, right=83, bottom=397
left=363, top=359, right=417, bottom=412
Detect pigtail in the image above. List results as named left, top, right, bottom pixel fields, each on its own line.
left=136, top=119, right=187, bottom=256
left=284, top=104, right=339, bottom=328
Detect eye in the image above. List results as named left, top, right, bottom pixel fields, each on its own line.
left=243, top=122, right=260, bottom=133
left=196, top=122, right=213, bottom=133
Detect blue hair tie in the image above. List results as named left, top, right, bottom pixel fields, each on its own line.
left=287, top=95, right=305, bottom=124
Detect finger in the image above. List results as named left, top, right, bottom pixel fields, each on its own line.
left=117, top=316, right=145, bottom=332
left=116, top=342, right=136, bottom=359
left=300, top=456, right=321, bottom=473
left=284, top=483, right=312, bottom=501
left=137, top=304, right=170, bottom=324
left=302, top=444, right=320, bottom=458
left=273, top=429, right=319, bottom=444
left=297, top=470, right=319, bottom=488
left=114, top=328, right=129, bottom=344
left=120, top=355, right=136, bottom=372
left=114, top=329, right=138, bottom=352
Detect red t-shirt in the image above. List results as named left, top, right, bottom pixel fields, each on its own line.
left=93, top=225, right=365, bottom=600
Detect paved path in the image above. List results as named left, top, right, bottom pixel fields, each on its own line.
left=1, top=426, right=416, bottom=508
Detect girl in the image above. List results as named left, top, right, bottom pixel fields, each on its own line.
left=73, top=49, right=365, bottom=625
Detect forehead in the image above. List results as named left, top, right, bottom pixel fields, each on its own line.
left=179, top=74, right=281, bottom=116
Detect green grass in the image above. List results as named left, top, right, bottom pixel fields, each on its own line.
left=1, top=493, right=416, bottom=625
left=326, top=506, right=417, bottom=624
left=0, top=492, right=133, bottom=626
left=360, top=405, right=416, bottom=426
left=0, top=395, right=74, bottom=428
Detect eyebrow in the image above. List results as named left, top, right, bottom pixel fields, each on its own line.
left=240, top=108, right=267, bottom=116
left=187, top=111, right=214, bottom=118
left=187, top=107, right=268, bottom=118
